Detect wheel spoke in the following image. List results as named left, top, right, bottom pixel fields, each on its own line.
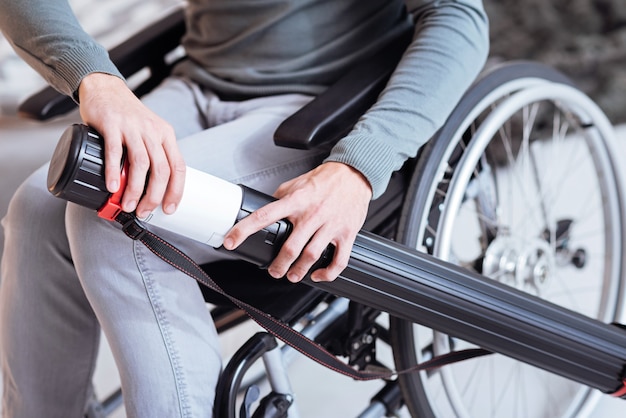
left=393, top=64, right=623, bottom=418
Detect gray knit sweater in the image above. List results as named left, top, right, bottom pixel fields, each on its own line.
left=0, top=0, right=489, bottom=198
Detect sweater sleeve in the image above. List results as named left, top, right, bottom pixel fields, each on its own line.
left=0, top=0, right=123, bottom=100
left=324, top=0, right=489, bottom=199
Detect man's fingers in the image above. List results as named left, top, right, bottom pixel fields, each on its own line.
left=102, top=131, right=124, bottom=194
left=77, top=73, right=185, bottom=216
left=134, top=135, right=173, bottom=217
left=100, top=125, right=182, bottom=217
left=161, top=135, right=187, bottom=214
left=267, top=224, right=321, bottom=280
left=310, top=240, right=350, bottom=282
left=224, top=201, right=287, bottom=250
left=120, top=134, right=151, bottom=213
left=225, top=163, right=370, bottom=283
left=281, top=227, right=348, bottom=283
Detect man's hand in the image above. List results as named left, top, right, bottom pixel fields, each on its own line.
left=223, top=162, right=373, bottom=283
left=78, top=73, right=186, bottom=218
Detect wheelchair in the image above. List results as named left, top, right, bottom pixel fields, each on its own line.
left=19, top=6, right=626, bottom=418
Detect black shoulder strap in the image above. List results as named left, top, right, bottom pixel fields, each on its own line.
left=116, top=212, right=491, bottom=381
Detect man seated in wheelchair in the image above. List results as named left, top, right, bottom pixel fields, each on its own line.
left=0, top=0, right=488, bottom=416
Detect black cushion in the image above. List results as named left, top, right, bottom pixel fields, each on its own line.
left=200, top=260, right=329, bottom=324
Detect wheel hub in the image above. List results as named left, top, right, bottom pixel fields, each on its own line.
left=482, top=234, right=555, bottom=296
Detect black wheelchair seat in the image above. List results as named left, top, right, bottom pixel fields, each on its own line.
left=200, top=260, right=329, bottom=324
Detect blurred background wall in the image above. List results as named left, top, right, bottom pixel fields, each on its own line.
left=484, top=0, right=626, bottom=124
left=1, top=0, right=625, bottom=122
left=0, top=0, right=182, bottom=116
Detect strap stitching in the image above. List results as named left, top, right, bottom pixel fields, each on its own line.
left=117, top=212, right=491, bottom=381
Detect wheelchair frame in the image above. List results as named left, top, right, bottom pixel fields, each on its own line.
left=19, top=6, right=626, bottom=418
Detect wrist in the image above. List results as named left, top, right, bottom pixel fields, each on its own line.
left=324, top=162, right=373, bottom=199
left=77, top=72, right=126, bottom=103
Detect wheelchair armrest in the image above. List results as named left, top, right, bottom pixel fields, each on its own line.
left=18, top=7, right=186, bottom=121
left=18, top=86, right=78, bottom=121
left=273, top=20, right=413, bottom=150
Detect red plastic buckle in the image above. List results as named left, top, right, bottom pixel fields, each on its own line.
left=610, top=378, right=626, bottom=398
left=97, top=160, right=128, bottom=221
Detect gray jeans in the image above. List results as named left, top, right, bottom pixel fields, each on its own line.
left=0, top=77, right=323, bottom=417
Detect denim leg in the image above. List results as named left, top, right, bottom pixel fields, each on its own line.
left=0, top=78, right=211, bottom=418
left=0, top=165, right=100, bottom=418
left=140, top=77, right=209, bottom=140
left=177, top=91, right=326, bottom=192
left=65, top=202, right=222, bottom=418
left=0, top=77, right=326, bottom=417
left=61, top=88, right=326, bottom=417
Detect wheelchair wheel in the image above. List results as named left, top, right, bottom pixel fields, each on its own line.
left=390, top=61, right=625, bottom=417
